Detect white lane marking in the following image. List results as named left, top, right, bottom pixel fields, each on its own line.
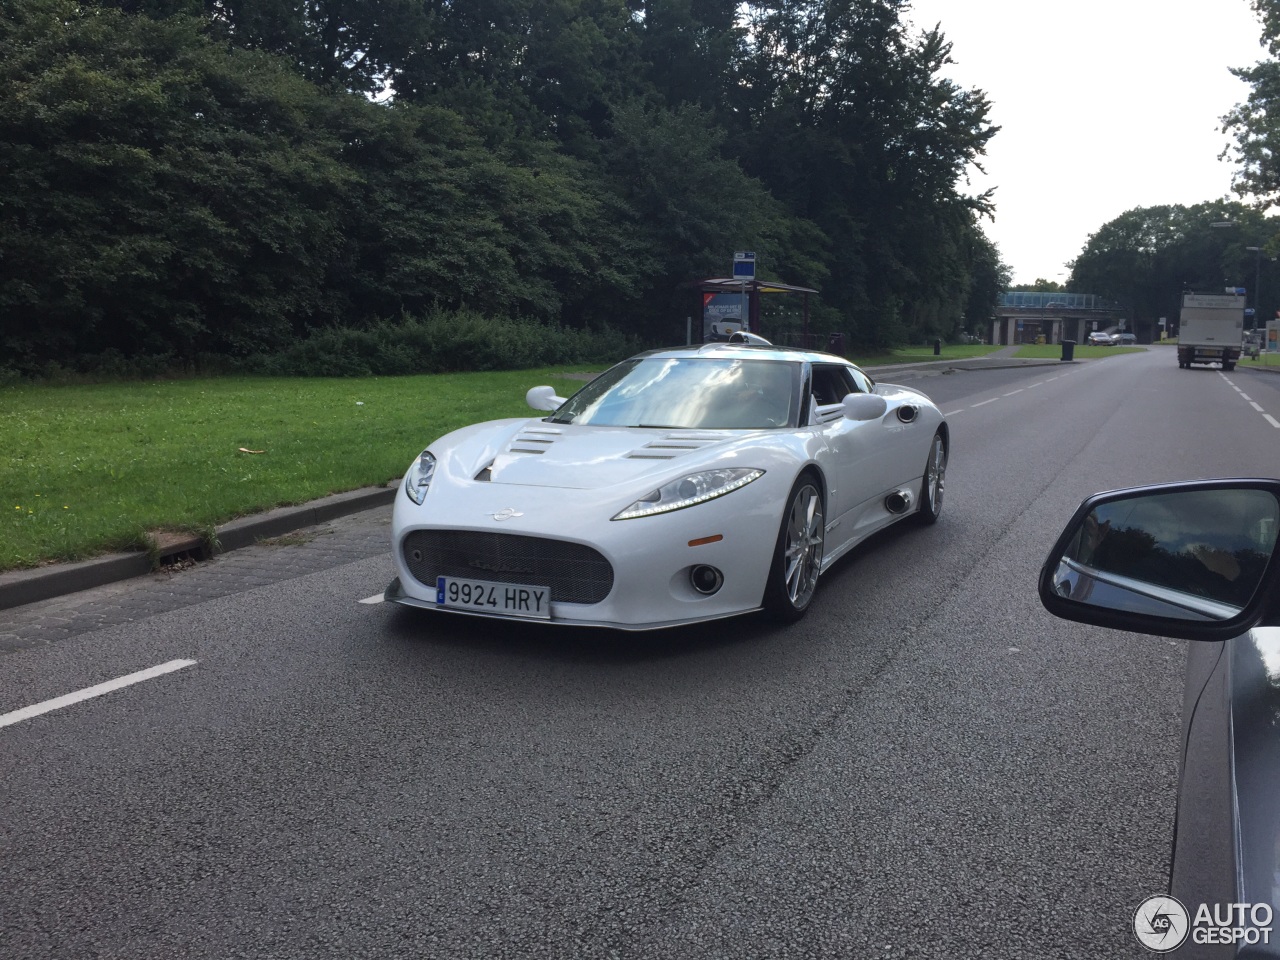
left=1027, top=381, right=1045, bottom=388
left=0, top=659, right=197, bottom=729
left=971, top=398, right=999, bottom=407
left=1220, top=371, right=1277, bottom=425
left=942, top=409, right=965, bottom=417
left=1003, top=389, right=1024, bottom=397
left=359, top=593, right=385, bottom=605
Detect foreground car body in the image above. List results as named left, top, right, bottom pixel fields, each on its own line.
left=386, top=342, right=948, bottom=629
left=1039, top=480, right=1280, bottom=956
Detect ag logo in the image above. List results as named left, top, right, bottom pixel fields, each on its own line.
left=1134, top=895, right=1189, bottom=952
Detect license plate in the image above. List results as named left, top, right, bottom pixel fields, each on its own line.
left=436, top=576, right=551, bottom=620
left=1201, top=348, right=1222, bottom=357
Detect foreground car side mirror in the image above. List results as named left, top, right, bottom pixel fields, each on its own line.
left=526, top=386, right=566, bottom=412
left=1038, top=479, right=1280, bottom=642
left=841, top=393, right=888, bottom=422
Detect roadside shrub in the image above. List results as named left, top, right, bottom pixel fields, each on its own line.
left=245, top=311, right=642, bottom=376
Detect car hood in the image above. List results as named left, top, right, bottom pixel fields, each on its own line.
left=439, top=420, right=753, bottom=490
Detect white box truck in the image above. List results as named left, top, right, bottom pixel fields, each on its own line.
left=1177, top=293, right=1244, bottom=370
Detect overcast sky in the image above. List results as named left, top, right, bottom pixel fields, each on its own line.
left=905, top=0, right=1269, bottom=286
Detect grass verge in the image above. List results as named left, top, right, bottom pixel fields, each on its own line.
left=1012, top=344, right=1146, bottom=359
left=1, top=368, right=595, bottom=571
left=856, top=345, right=1001, bottom=366
left=1238, top=353, right=1280, bottom=368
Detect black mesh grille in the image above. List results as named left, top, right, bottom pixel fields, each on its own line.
left=402, top=530, right=614, bottom=605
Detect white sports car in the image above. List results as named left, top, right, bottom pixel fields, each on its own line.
left=385, top=340, right=948, bottom=629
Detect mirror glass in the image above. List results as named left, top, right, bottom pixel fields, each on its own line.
left=1050, top=488, right=1280, bottom=621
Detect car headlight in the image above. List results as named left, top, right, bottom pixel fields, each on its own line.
left=613, top=468, right=765, bottom=520
left=404, top=450, right=436, bottom=505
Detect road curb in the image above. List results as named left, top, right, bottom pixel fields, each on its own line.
left=0, top=485, right=397, bottom=612
left=870, top=357, right=1071, bottom=374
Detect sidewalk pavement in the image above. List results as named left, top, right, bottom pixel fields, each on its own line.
left=17, top=344, right=1262, bottom=613
left=867, top=344, right=1064, bottom=375
left=0, top=485, right=396, bottom=612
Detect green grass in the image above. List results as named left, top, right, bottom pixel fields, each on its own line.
left=0, top=368, right=595, bottom=571
left=856, top=344, right=1001, bottom=366
left=1238, top=353, right=1280, bottom=368
left=1011, top=344, right=1147, bottom=359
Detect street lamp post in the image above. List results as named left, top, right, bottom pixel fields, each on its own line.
left=1247, top=246, right=1262, bottom=333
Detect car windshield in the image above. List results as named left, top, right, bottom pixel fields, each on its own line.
left=549, top=356, right=801, bottom=429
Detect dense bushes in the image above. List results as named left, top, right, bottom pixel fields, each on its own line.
left=0, top=0, right=1009, bottom=379
left=245, top=313, right=644, bottom=377
left=0, top=312, right=643, bottom=383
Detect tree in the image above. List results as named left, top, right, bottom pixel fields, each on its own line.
left=0, top=0, right=359, bottom=367
left=633, top=0, right=744, bottom=119
left=2, top=0, right=1010, bottom=372
left=1067, top=202, right=1277, bottom=331
left=730, top=1, right=997, bottom=347
left=599, top=100, right=826, bottom=341
left=1223, top=1, right=1280, bottom=205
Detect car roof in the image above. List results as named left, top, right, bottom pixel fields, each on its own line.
left=632, top=343, right=856, bottom=365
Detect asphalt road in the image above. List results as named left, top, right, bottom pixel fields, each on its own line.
left=2, top=349, right=1279, bottom=959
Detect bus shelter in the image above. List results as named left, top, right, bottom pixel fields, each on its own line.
left=686, top=278, right=819, bottom=345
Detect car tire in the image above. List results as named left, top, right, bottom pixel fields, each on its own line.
left=916, top=429, right=947, bottom=525
left=762, top=473, right=825, bottom=622
left=1224, top=362, right=1236, bottom=371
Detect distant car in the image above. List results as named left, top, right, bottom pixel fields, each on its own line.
left=385, top=340, right=949, bottom=629
left=1039, top=480, right=1280, bottom=949
left=1114, top=333, right=1137, bottom=345
left=1086, top=332, right=1115, bottom=345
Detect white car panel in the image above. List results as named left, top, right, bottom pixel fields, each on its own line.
left=386, top=343, right=948, bottom=629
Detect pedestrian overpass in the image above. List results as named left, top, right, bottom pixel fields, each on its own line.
left=990, top=292, right=1129, bottom=345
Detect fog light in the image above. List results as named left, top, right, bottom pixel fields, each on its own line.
left=690, top=565, right=724, bottom=595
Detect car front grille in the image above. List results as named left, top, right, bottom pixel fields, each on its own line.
left=402, top=530, right=614, bottom=605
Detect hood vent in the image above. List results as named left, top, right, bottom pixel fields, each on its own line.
left=507, top=427, right=562, bottom=455
left=625, top=434, right=724, bottom=461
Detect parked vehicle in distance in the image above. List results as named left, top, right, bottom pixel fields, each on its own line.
left=1114, top=333, right=1138, bottom=345
left=1086, top=332, right=1115, bottom=345
left=1039, top=479, right=1280, bottom=955
left=385, top=339, right=949, bottom=629
left=1178, top=293, right=1244, bottom=370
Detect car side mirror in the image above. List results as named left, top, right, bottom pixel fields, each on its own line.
left=526, top=386, right=566, bottom=412
left=1038, top=479, right=1280, bottom=641
left=841, top=393, right=888, bottom=422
